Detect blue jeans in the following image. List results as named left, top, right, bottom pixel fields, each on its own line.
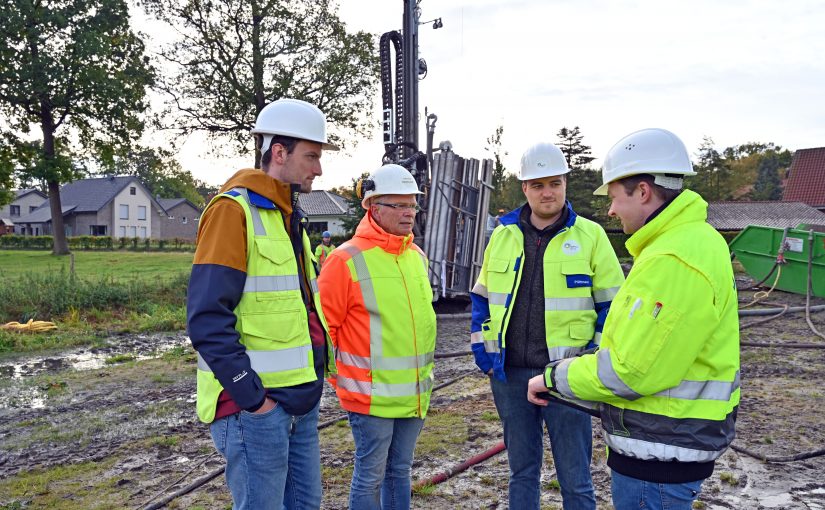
left=611, top=470, right=704, bottom=510
left=209, top=401, right=321, bottom=510
left=490, top=366, right=596, bottom=510
left=347, top=412, right=425, bottom=510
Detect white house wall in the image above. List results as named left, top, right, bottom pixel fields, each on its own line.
left=112, top=185, right=152, bottom=238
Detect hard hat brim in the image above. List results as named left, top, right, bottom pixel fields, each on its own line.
left=593, top=182, right=609, bottom=196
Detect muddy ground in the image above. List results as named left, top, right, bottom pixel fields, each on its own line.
left=2, top=284, right=825, bottom=509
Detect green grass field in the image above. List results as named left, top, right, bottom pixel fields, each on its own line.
left=0, top=250, right=193, bottom=280
left=0, top=251, right=194, bottom=353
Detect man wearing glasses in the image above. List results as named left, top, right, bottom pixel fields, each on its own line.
left=317, top=163, right=436, bottom=510
left=471, top=142, right=624, bottom=509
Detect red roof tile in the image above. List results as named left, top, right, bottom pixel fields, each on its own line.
left=783, top=148, right=825, bottom=206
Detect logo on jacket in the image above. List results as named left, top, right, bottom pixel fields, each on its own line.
left=562, top=240, right=580, bottom=256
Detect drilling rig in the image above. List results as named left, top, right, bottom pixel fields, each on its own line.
left=377, top=1, right=494, bottom=302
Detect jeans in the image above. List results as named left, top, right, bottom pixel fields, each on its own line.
left=209, top=400, right=321, bottom=510
left=347, top=412, right=425, bottom=510
left=490, top=366, right=596, bottom=510
left=611, top=470, right=704, bottom=510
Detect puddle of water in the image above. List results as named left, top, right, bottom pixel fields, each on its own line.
left=0, top=333, right=190, bottom=410
left=0, top=334, right=189, bottom=379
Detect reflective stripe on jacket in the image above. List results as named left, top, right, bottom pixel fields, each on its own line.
left=318, top=213, right=436, bottom=418
left=551, top=190, right=740, bottom=465
left=470, top=202, right=624, bottom=381
left=195, top=187, right=333, bottom=423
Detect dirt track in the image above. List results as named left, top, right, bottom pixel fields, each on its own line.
left=2, top=285, right=825, bottom=509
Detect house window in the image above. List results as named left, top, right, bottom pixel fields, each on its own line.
left=307, top=222, right=329, bottom=234
left=130, top=226, right=137, bottom=237
left=182, top=216, right=188, bottom=224
left=138, top=206, right=147, bottom=221
left=90, top=225, right=108, bottom=236
left=10, top=205, right=20, bottom=217
left=119, top=204, right=129, bottom=219
left=29, top=206, right=38, bottom=213
left=130, top=187, right=136, bottom=195
left=119, top=226, right=126, bottom=237
left=140, top=227, right=147, bottom=238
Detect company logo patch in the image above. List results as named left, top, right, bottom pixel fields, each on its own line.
left=562, top=240, right=580, bottom=256
left=232, top=370, right=248, bottom=383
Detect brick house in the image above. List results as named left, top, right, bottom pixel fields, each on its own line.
left=13, top=176, right=200, bottom=240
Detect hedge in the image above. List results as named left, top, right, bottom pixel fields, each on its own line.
left=0, top=235, right=195, bottom=252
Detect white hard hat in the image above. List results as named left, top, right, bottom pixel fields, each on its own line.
left=358, top=164, right=423, bottom=209
left=251, top=98, right=339, bottom=152
left=594, top=128, right=695, bottom=195
left=519, top=143, right=570, bottom=181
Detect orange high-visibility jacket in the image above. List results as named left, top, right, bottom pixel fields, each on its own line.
left=317, top=213, right=436, bottom=418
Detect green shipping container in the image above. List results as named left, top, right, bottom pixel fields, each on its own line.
left=729, top=225, right=825, bottom=298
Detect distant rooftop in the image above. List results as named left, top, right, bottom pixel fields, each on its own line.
left=707, top=201, right=825, bottom=230
left=783, top=147, right=825, bottom=207
left=298, top=190, right=351, bottom=216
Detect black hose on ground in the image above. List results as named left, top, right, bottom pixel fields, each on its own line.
left=730, top=443, right=825, bottom=463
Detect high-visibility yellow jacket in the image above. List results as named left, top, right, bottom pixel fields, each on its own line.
left=548, top=190, right=740, bottom=483
left=315, top=243, right=335, bottom=266
left=471, top=203, right=624, bottom=380
left=194, top=186, right=333, bottom=423
left=318, top=213, right=436, bottom=418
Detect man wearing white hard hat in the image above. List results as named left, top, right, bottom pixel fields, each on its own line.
left=528, top=128, right=740, bottom=510
left=317, top=164, right=436, bottom=510
left=187, top=98, right=338, bottom=509
left=471, top=142, right=624, bottom=509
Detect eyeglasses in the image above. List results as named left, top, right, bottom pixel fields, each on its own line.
left=374, top=202, right=421, bottom=212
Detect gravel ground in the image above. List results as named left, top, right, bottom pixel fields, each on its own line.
left=1, top=285, right=825, bottom=509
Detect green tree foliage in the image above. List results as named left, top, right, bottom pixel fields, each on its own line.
left=485, top=125, right=508, bottom=214
left=557, top=126, right=595, bottom=169
left=143, top=0, right=380, bottom=167
left=329, top=173, right=369, bottom=235
left=555, top=126, right=608, bottom=222
left=102, top=148, right=206, bottom=207
left=751, top=154, right=783, bottom=201
left=0, top=0, right=154, bottom=254
left=689, top=136, right=731, bottom=201
left=688, top=138, right=792, bottom=202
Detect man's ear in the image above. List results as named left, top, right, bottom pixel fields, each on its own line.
left=637, top=181, right=654, bottom=204
left=270, top=144, right=287, bottom=165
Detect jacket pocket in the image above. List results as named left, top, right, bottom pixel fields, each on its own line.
left=240, top=309, right=304, bottom=345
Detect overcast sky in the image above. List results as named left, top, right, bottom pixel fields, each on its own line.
left=169, top=0, right=825, bottom=189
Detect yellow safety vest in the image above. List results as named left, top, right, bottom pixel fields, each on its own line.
left=195, top=187, right=333, bottom=423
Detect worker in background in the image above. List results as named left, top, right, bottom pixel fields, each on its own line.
left=528, top=128, right=740, bottom=510
left=187, top=98, right=337, bottom=510
left=315, top=230, right=335, bottom=268
left=318, top=164, right=436, bottom=510
left=471, top=142, right=625, bottom=510
left=494, top=208, right=506, bottom=227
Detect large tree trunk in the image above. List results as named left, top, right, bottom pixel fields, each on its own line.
left=47, top=179, right=69, bottom=255
left=41, top=124, right=70, bottom=255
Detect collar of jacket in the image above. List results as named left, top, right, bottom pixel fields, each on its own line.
left=218, top=168, right=294, bottom=215
left=626, top=189, right=708, bottom=257
left=499, top=200, right=578, bottom=231
left=354, top=211, right=414, bottom=255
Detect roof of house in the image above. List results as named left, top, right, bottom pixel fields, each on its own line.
left=707, top=201, right=825, bottom=230
left=15, top=176, right=160, bottom=224
left=297, top=190, right=351, bottom=216
left=783, top=147, right=825, bottom=206
left=0, top=218, right=14, bottom=226
left=14, top=188, right=47, bottom=200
